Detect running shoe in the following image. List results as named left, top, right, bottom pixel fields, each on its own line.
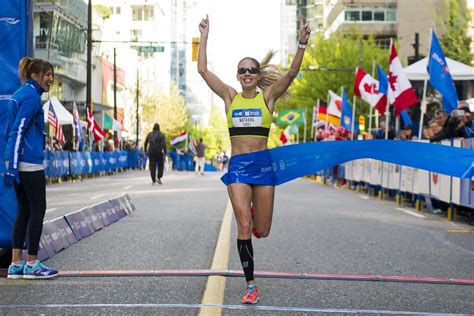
left=23, top=260, right=58, bottom=279
left=250, top=207, right=260, bottom=239
left=241, top=284, right=259, bottom=304
left=7, top=261, right=26, bottom=279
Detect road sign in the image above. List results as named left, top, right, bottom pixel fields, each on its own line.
left=137, top=46, right=164, bottom=53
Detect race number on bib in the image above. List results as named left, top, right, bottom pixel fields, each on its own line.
left=232, top=109, right=263, bottom=127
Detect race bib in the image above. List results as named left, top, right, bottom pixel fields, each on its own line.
left=232, top=108, right=262, bottom=127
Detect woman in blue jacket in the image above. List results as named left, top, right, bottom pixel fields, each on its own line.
left=4, top=57, right=58, bottom=279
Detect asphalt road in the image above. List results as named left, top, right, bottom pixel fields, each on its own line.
left=0, top=169, right=473, bottom=315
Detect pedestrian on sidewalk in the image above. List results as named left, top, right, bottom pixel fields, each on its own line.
left=198, top=15, right=311, bottom=304
left=194, top=138, right=206, bottom=175
left=4, top=57, right=58, bottom=279
left=144, top=123, right=167, bottom=185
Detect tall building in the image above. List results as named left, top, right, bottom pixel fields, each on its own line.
left=95, top=0, right=173, bottom=141
left=322, top=0, right=453, bottom=65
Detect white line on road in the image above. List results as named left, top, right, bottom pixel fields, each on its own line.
left=90, top=194, right=104, bottom=200
left=395, top=207, right=425, bottom=219
left=45, top=208, right=57, bottom=213
left=0, top=303, right=463, bottom=315
left=123, top=185, right=134, bottom=190
left=358, top=195, right=370, bottom=200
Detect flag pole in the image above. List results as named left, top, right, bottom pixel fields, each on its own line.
left=418, top=28, right=433, bottom=140
left=351, top=94, right=356, bottom=140
left=385, top=39, right=393, bottom=140
left=326, top=90, right=330, bottom=129
left=303, top=107, right=307, bottom=143
left=368, top=61, right=375, bottom=135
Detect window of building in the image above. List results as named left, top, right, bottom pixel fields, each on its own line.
left=374, top=11, right=384, bottom=21
left=132, top=5, right=154, bottom=21
left=345, top=11, right=360, bottom=21
left=362, top=11, right=372, bottom=21
left=386, top=9, right=397, bottom=21
left=344, top=8, right=396, bottom=23
left=116, top=7, right=121, bottom=14
left=131, top=29, right=141, bottom=42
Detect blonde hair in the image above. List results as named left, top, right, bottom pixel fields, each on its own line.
left=238, top=50, right=290, bottom=99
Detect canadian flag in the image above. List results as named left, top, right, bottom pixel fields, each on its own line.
left=87, top=108, right=106, bottom=142
left=388, top=42, right=419, bottom=116
left=354, top=67, right=387, bottom=114
left=328, top=90, right=342, bottom=118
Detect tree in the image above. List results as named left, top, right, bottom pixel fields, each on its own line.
left=187, top=104, right=230, bottom=159
left=141, top=85, right=188, bottom=146
left=438, top=0, right=472, bottom=65
left=277, top=30, right=390, bottom=140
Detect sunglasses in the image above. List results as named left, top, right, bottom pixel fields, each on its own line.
left=237, top=67, right=260, bottom=75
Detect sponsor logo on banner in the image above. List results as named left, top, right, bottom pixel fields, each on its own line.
left=0, top=17, right=20, bottom=25
left=0, top=94, right=12, bottom=100
left=432, top=173, right=439, bottom=185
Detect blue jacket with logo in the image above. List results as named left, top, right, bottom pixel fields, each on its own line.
left=4, top=80, right=45, bottom=169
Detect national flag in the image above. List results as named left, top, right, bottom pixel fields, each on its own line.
left=353, top=67, right=387, bottom=114
left=376, top=64, right=388, bottom=95
left=47, top=102, right=65, bottom=144
left=340, top=90, right=357, bottom=133
left=276, top=108, right=305, bottom=125
left=170, top=131, right=188, bottom=146
left=428, top=29, right=459, bottom=112
left=328, top=90, right=342, bottom=118
left=279, top=124, right=298, bottom=145
left=72, top=102, right=83, bottom=141
left=388, top=42, right=419, bottom=116
left=87, top=108, right=106, bottom=142
left=317, top=103, right=340, bottom=126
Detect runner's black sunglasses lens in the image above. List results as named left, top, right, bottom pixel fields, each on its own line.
left=237, top=67, right=260, bottom=75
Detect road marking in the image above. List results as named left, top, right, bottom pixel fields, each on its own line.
left=0, top=303, right=466, bottom=315
left=45, top=208, right=57, bottom=213
left=358, top=195, right=369, bottom=200
left=395, top=207, right=425, bottom=219
left=199, top=199, right=233, bottom=316
left=123, top=185, right=134, bottom=190
left=90, top=194, right=104, bottom=200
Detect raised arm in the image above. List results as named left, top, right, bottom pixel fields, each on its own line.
left=197, top=15, right=235, bottom=108
left=265, top=16, right=311, bottom=107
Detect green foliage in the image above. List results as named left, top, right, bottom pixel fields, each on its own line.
left=141, top=85, right=188, bottom=147
left=186, top=104, right=230, bottom=159
left=277, top=30, right=390, bottom=141
left=94, top=4, right=112, bottom=20
left=438, top=0, right=472, bottom=65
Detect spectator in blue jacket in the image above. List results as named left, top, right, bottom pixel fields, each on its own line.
left=4, top=57, right=58, bottom=279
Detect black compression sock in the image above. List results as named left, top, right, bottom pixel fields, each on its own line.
left=237, top=239, right=254, bottom=282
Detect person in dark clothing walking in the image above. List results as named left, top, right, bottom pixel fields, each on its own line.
left=144, top=123, right=167, bottom=185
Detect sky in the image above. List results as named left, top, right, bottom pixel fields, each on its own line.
left=191, top=0, right=282, bottom=90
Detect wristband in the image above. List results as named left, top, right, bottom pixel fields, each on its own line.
left=298, top=42, right=307, bottom=49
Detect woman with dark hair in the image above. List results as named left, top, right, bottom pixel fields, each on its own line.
left=198, top=15, right=310, bottom=304
left=4, top=57, right=58, bottom=279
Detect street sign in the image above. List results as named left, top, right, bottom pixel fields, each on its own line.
left=137, top=46, right=164, bottom=53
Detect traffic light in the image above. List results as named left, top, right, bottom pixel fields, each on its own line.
left=358, top=115, right=365, bottom=131
left=192, top=37, right=200, bottom=62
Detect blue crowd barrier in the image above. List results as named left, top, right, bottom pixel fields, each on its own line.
left=42, top=149, right=145, bottom=178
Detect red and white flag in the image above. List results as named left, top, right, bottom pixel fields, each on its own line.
left=388, top=42, right=419, bottom=116
left=87, top=108, right=106, bottom=142
left=354, top=67, right=387, bottom=114
left=47, top=102, right=65, bottom=145
left=327, top=90, right=342, bottom=118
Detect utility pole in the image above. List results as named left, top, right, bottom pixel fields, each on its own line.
left=136, top=69, right=139, bottom=146
left=86, top=0, right=92, bottom=111
left=113, top=47, right=117, bottom=143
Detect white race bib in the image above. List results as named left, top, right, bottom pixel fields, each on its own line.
left=232, top=108, right=262, bottom=127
